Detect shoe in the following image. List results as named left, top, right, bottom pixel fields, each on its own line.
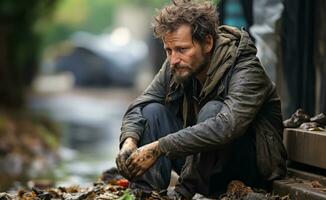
left=283, top=108, right=310, bottom=128
left=310, top=113, right=326, bottom=125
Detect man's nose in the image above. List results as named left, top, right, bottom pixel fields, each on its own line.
left=170, top=52, right=180, bottom=66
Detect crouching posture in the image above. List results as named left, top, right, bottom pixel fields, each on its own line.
left=116, top=0, right=287, bottom=199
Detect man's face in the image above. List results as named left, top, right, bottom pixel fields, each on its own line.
left=163, top=24, right=211, bottom=83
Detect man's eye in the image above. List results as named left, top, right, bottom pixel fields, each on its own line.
left=166, top=49, right=172, bottom=55
left=178, top=48, right=187, bottom=53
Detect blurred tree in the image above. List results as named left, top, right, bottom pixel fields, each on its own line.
left=0, top=0, right=59, bottom=109
left=41, top=0, right=220, bottom=48
left=40, top=0, right=168, bottom=48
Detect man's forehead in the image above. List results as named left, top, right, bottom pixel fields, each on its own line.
left=162, top=25, right=192, bottom=44
left=169, top=24, right=192, bottom=34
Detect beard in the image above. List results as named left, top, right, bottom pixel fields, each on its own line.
left=172, top=64, right=194, bottom=84
left=171, top=57, right=209, bottom=84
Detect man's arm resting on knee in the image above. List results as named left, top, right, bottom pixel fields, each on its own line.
left=159, top=64, right=272, bottom=157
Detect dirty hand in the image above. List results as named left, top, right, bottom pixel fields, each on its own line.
left=126, top=141, right=162, bottom=178
left=116, top=137, right=137, bottom=179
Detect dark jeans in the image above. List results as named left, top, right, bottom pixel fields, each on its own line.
left=130, top=103, right=184, bottom=190
left=132, top=102, right=263, bottom=199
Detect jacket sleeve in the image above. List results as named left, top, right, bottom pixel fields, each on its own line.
left=119, top=60, right=170, bottom=148
left=158, top=58, right=271, bottom=157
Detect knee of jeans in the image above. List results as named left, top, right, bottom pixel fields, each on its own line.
left=197, top=101, right=223, bottom=123
left=142, top=103, right=166, bottom=120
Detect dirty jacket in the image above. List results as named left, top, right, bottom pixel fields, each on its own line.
left=120, top=25, right=287, bottom=181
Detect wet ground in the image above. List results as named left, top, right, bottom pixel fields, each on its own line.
left=27, top=87, right=139, bottom=188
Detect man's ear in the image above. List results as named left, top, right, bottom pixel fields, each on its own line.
left=203, top=35, right=213, bottom=53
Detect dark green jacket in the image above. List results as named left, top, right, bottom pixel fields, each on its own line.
left=120, top=25, right=287, bottom=180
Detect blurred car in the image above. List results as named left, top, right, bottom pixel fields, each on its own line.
left=54, top=28, right=148, bottom=87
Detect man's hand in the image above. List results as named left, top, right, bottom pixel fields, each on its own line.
left=116, top=138, right=137, bottom=179
left=126, top=141, right=162, bottom=178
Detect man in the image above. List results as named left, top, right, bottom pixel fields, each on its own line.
left=116, top=0, right=287, bottom=199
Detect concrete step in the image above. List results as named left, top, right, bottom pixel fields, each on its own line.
left=273, top=168, right=326, bottom=200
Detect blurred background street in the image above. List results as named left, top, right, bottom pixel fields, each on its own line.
left=27, top=88, right=138, bottom=187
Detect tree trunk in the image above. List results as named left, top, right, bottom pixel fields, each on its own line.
left=314, top=0, right=326, bottom=113
left=0, top=17, right=24, bottom=109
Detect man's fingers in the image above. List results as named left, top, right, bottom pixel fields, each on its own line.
left=115, top=143, right=138, bottom=179
left=130, top=165, right=141, bottom=177
left=117, top=154, right=127, bottom=170
left=125, top=155, right=133, bottom=166
left=126, top=157, right=134, bottom=172
left=119, top=164, right=130, bottom=178
left=126, top=155, right=141, bottom=171
left=117, top=153, right=133, bottom=179
left=126, top=156, right=141, bottom=176
left=116, top=156, right=124, bottom=172
left=135, top=169, right=145, bottom=177
left=130, top=166, right=145, bottom=178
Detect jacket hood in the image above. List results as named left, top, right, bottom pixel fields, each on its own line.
left=200, top=25, right=257, bottom=99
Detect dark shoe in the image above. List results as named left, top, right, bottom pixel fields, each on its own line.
left=283, top=108, right=310, bottom=128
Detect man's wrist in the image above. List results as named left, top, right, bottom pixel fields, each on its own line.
left=124, top=137, right=138, bottom=147
left=125, top=137, right=137, bottom=143
left=120, top=132, right=140, bottom=148
left=155, top=141, right=163, bottom=156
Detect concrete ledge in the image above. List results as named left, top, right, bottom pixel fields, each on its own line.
left=284, top=128, right=326, bottom=169
left=273, top=179, right=326, bottom=200
left=288, top=168, right=326, bottom=185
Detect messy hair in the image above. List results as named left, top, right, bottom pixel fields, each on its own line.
left=153, top=0, right=219, bottom=44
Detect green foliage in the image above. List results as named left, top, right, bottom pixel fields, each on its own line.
left=39, top=0, right=219, bottom=48
left=39, top=0, right=169, bottom=48
left=118, top=190, right=135, bottom=200
left=36, top=124, right=60, bottom=150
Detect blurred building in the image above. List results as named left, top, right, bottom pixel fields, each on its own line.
left=218, top=0, right=326, bottom=117
left=280, top=0, right=326, bottom=117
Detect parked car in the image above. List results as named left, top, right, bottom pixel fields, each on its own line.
left=54, top=29, right=148, bottom=87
